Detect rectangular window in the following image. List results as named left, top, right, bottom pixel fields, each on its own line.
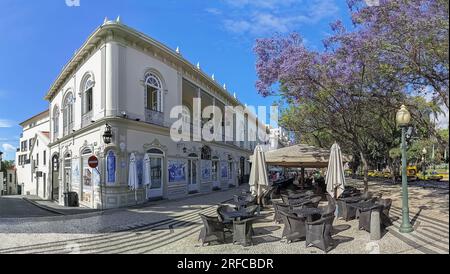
left=43, top=151, right=46, bottom=166
left=9, top=174, right=12, bottom=182
left=36, top=153, right=39, bottom=166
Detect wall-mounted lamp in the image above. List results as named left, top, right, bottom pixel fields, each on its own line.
left=103, top=124, right=113, bottom=145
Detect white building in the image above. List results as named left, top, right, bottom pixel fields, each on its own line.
left=17, top=19, right=269, bottom=209
left=267, top=126, right=291, bottom=151
left=15, top=110, right=50, bottom=197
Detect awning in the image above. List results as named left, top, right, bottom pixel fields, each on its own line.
left=250, top=144, right=352, bottom=168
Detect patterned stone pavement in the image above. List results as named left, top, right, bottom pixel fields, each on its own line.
left=0, top=180, right=448, bottom=254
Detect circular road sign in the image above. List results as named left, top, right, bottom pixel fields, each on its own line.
left=88, top=155, right=99, bottom=169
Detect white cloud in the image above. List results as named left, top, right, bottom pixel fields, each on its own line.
left=0, top=119, right=14, bottom=128
left=205, top=8, right=222, bottom=15
left=217, top=0, right=340, bottom=36
left=2, top=143, right=16, bottom=152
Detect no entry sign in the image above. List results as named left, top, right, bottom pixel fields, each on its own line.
left=88, top=155, right=99, bottom=169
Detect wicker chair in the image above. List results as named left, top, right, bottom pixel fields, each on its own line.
left=198, top=214, right=225, bottom=246
left=358, top=204, right=384, bottom=232
left=273, top=201, right=290, bottom=224
left=337, top=199, right=359, bottom=221
left=377, top=198, right=393, bottom=228
left=279, top=211, right=307, bottom=243
left=305, top=215, right=335, bottom=253
left=233, top=217, right=259, bottom=247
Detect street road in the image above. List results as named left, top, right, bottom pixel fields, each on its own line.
left=0, top=196, right=57, bottom=218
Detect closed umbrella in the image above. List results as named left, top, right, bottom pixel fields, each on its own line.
left=326, top=143, right=346, bottom=198
left=128, top=153, right=138, bottom=203
left=249, top=145, right=270, bottom=203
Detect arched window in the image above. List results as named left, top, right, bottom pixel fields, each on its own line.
left=145, top=72, right=163, bottom=112
left=201, top=146, right=211, bottom=160
left=53, top=106, right=60, bottom=140
left=63, top=92, right=74, bottom=136
left=83, top=74, right=94, bottom=114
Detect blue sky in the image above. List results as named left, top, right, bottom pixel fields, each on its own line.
left=0, top=0, right=351, bottom=160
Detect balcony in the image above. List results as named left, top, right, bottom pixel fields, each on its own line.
left=145, top=109, right=165, bottom=127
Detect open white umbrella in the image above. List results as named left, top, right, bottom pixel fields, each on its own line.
left=128, top=153, right=138, bottom=202
left=326, top=143, right=346, bottom=198
left=249, top=145, right=270, bottom=203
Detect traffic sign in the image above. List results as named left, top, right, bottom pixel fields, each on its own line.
left=88, top=155, right=99, bottom=169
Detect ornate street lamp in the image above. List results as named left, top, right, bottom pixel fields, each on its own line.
left=103, top=124, right=113, bottom=145
left=422, top=147, right=427, bottom=176
left=396, top=105, right=413, bottom=233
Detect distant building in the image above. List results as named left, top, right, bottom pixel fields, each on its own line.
left=5, top=167, right=18, bottom=195
left=267, top=126, right=291, bottom=151
left=15, top=110, right=50, bottom=197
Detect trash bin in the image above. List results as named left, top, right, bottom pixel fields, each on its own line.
left=64, top=192, right=79, bottom=207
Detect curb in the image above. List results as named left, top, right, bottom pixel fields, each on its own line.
left=22, top=198, right=66, bottom=215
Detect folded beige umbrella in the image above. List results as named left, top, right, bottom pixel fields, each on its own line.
left=326, top=143, right=346, bottom=198
left=249, top=145, right=270, bottom=200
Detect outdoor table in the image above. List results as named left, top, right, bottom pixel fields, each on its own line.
left=222, top=211, right=252, bottom=221
left=347, top=201, right=379, bottom=211
left=292, top=207, right=323, bottom=222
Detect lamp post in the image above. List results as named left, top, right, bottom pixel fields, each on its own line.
left=422, top=148, right=427, bottom=177
left=396, top=105, right=413, bottom=233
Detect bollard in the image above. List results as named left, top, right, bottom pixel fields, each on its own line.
left=370, top=210, right=381, bottom=241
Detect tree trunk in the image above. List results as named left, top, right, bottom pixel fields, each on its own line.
left=387, top=157, right=396, bottom=183
left=360, top=151, right=369, bottom=193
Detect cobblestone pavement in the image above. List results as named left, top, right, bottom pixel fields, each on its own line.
left=0, top=181, right=448, bottom=254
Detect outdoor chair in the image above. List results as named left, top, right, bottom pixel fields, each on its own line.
left=198, top=214, right=225, bottom=246
left=273, top=201, right=291, bottom=224
left=376, top=198, right=393, bottom=228
left=358, top=204, right=384, bottom=232
left=336, top=200, right=358, bottom=221
left=279, top=210, right=307, bottom=243
left=217, top=205, right=238, bottom=231
left=305, top=215, right=335, bottom=253
left=233, top=217, right=259, bottom=247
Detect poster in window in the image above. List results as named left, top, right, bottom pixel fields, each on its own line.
left=107, top=151, right=116, bottom=184
left=168, top=159, right=186, bottom=183
left=201, top=160, right=211, bottom=181
left=221, top=161, right=228, bottom=178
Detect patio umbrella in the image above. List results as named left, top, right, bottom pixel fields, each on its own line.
left=249, top=145, right=270, bottom=203
left=128, top=153, right=138, bottom=202
left=326, top=143, right=346, bottom=198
